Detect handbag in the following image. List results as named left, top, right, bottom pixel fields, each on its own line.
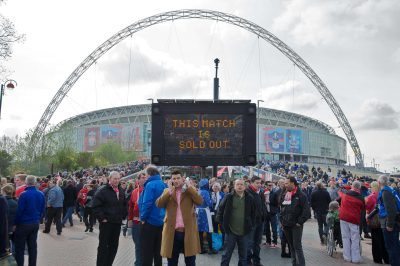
left=211, top=232, right=223, bottom=251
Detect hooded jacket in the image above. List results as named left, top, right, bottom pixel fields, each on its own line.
left=139, top=174, right=166, bottom=226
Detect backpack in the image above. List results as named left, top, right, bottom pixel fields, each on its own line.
left=383, top=186, right=400, bottom=212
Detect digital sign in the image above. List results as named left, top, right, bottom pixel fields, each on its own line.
left=151, top=101, right=256, bottom=166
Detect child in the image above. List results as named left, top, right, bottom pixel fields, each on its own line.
left=326, top=201, right=342, bottom=248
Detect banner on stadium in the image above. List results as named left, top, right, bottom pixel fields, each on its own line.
left=286, top=129, right=303, bottom=154
left=84, top=127, right=100, bottom=152
left=261, top=127, right=285, bottom=153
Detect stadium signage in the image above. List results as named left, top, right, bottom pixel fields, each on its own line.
left=151, top=101, right=256, bottom=166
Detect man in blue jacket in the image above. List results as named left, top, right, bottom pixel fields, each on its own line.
left=139, top=165, right=166, bottom=266
left=43, top=179, right=64, bottom=235
left=14, top=175, right=45, bottom=266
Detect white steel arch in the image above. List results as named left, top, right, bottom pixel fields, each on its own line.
left=29, top=9, right=364, bottom=166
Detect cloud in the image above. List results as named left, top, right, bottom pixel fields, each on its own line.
left=98, top=38, right=174, bottom=86
left=393, top=47, right=400, bottom=63
left=272, top=0, right=400, bottom=46
left=354, top=99, right=399, bottom=130
left=258, top=80, right=321, bottom=111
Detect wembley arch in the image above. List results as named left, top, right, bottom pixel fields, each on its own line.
left=29, top=9, right=364, bottom=166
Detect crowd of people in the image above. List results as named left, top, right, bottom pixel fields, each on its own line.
left=0, top=160, right=399, bottom=266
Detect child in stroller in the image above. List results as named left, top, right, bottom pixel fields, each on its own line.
left=326, top=201, right=343, bottom=249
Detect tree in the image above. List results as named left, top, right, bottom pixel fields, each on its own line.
left=52, top=146, right=78, bottom=172
left=0, top=149, right=12, bottom=176
left=94, top=142, right=134, bottom=165
left=76, top=152, right=95, bottom=169
left=0, top=1, right=25, bottom=78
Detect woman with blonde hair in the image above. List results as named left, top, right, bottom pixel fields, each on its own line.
left=365, top=181, right=389, bottom=264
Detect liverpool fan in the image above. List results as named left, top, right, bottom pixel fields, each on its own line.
left=127, top=173, right=147, bottom=266
left=279, top=176, right=310, bottom=266
left=337, top=181, right=365, bottom=264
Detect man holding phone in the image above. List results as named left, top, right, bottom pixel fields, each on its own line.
left=156, top=170, right=203, bottom=266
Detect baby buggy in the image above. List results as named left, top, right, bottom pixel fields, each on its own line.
left=326, top=220, right=343, bottom=256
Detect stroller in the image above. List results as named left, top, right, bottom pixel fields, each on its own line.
left=326, top=201, right=343, bottom=256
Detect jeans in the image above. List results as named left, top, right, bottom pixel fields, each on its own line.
left=284, top=225, right=305, bottom=266
left=132, top=223, right=142, bottom=266
left=315, top=213, right=328, bottom=242
left=382, top=224, right=400, bottom=266
left=265, top=213, right=278, bottom=244
left=44, top=207, right=62, bottom=233
left=97, top=222, right=121, bottom=266
left=62, top=206, right=74, bottom=226
left=140, top=222, right=162, bottom=266
left=167, top=231, right=196, bottom=266
left=247, top=223, right=263, bottom=265
left=221, top=232, right=249, bottom=266
left=14, top=223, right=39, bottom=266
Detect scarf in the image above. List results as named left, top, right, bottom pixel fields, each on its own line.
left=282, top=186, right=298, bottom=205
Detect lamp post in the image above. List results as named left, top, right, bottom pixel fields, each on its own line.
left=146, top=98, right=154, bottom=159
left=0, top=79, right=17, bottom=119
left=257, top=100, right=264, bottom=162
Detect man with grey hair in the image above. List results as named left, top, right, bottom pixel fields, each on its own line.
left=92, top=171, right=127, bottom=266
left=377, top=175, right=400, bottom=266
left=14, top=175, right=45, bottom=266
left=337, top=180, right=365, bottom=263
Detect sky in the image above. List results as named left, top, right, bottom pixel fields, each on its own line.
left=1, top=0, right=399, bottom=173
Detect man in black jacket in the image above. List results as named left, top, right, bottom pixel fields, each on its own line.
left=280, top=176, right=310, bottom=266
left=246, top=176, right=266, bottom=266
left=217, top=179, right=255, bottom=266
left=92, top=171, right=127, bottom=266
left=62, top=180, right=77, bottom=227
left=310, top=181, right=331, bottom=245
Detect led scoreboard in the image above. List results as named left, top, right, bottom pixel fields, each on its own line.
left=151, top=100, right=256, bottom=166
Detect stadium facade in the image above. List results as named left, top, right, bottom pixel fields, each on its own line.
left=53, top=104, right=347, bottom=165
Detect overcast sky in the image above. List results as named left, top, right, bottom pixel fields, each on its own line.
left=1, top=0, right=399, bottom=172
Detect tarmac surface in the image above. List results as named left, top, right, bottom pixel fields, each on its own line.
left=33, top=217, right=377, bottom=266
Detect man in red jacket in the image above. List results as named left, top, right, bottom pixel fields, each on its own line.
left=127, top=173, right=147, bottom=266
left=338, top=181, right=365, bottom=263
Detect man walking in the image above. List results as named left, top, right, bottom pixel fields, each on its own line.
left=338, top=181, right=365, bottom=264
left=246, top=176, right=266, bottom=266
left=14, top=175, right=45, bottom=266
left=43, top=179, right=64, bottom=235
left=139, top=166, right=166, bottom=266
left=61, top=180, right=77, bottom=227
left=310, top=181, right=331, bottom=245
left=156, top=170, right=203, bottom=265
left=377, top=175, right=400, bottom=266
left=217, top=179, right=255, bottom=266
left=92, top=171, right=127, bottom=266
left=279, top=176, right=310, bottom=266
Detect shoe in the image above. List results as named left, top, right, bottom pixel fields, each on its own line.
left=263, top=242, right=271, bottom=247
left=208, top=250, right=218, bottom=254
left=281, top=253, right=291, bottom=258
left=321, top=235, right=327, bottom=245
left=57, top=232, right=61, bottom=235
left=200, top=250, right=207, bottom=254
left=254, top=264, right=264, bottom=266
left=89, top=228, right=93, bottom=232
left=42, top=230, right=49, bottom=234
left=364, top=233, right=371, bottom=239
left=62, top=224, right=65, bottom=228
left=270, top=244, right=277, bottom=248
left=70, top=223, right=73, bottom=227
left=85, top=227, right=89, bottom=232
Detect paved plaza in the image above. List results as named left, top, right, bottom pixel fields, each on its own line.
left=31, top=217, right=377, bottom=266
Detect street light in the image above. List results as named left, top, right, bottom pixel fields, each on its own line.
left=0, top=79, right=17, bottom=119
left=257, top=99, right=264, bottom=162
